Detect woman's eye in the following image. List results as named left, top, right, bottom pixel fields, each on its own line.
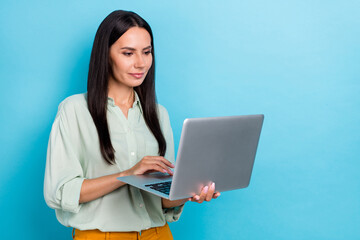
left=144, top=51, right=151, bottom=55
left=123, top=52, right=133, bottom=56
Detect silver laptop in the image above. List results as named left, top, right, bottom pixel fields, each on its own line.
left=117, top=114, right=264, bottom=200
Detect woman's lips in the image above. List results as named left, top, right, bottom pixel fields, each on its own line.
left=129, top=73, right=144, bottom=79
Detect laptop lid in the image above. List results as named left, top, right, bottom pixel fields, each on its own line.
left=118, top=114, right=264, bottom=200
left=169, top=114, right=264, bottom=200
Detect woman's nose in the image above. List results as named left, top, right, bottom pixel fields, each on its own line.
left=134, top=54, right=145, bottom=68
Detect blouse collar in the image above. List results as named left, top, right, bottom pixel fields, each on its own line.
left=107, top=91, right=143, bottom=114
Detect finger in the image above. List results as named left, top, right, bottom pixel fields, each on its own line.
left=190, top=195, right=200, bottom=202
left=205, top=182, right=215, bottom=202
left=145, top=156, right=175, bottom=168
left=149, top=164, right=170, bottom=174
left=213, top=192, right=221, bottom=199
left=145, top=160, right=173, bottom=175
left=138, top=158, right=172, bottom=174
left=155, top=160, right=174, bottom=174
left=137, top=164, right=168, bottom=175
left=197, top=186, right=209, bottom=203
left=158, top=157, right=175, bottom=168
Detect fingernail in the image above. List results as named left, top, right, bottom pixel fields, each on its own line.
left=171, top=163, right=175, bottom=168
left=195, top=196, right=200, bottom=200
left=203, top=186, right=209, bottom=193
left=211, top=182, right=215, bottom=189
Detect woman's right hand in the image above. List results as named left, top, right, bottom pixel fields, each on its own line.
left=125, top=156, right=175, bottom=176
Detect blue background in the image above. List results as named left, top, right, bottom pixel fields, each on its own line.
left=1, top=0, right=359, bottom=239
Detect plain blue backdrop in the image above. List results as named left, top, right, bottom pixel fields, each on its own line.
left=0, top=0, right=359, bottom=239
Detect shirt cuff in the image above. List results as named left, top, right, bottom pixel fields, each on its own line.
left=163, top=204, right=185, bottom=222
left=60, top=177, right=84, bottom=213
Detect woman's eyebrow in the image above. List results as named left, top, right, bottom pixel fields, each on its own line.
left=120, top=46, right=152, bottom=51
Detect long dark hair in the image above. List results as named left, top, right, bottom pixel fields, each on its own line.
left=87, top=10, right=166, bottom=164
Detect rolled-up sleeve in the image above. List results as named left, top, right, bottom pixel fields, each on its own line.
left=158, top=105, right=185, bottom=222
left=44, top=100, right=85, bottom=213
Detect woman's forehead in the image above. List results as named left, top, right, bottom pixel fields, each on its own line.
left=114, top=27, right=151, bottom=48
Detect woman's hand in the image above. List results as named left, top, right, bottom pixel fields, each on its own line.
left=79, top=156, right=173, bottom=204
left=125, top=156, right=175, bottom=176
left=162, top=182, right=220, bottom=208
left=188, top=182, right=221, bottom=203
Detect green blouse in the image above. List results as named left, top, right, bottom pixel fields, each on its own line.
left=44, top=92, right=183, bottom=232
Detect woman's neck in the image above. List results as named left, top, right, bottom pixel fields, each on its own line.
left=108, top=78, right=135, bottom=108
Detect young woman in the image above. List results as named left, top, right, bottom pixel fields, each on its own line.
left=44, top=10, right=220, bottom=239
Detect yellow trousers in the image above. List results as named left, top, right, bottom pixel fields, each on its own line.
left=73, top=223, right=173, bottom=240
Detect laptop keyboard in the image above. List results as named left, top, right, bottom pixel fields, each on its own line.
left=145, top=181, right=172, bottom=195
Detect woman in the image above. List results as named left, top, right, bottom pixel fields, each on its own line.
left=44, top=10, right=220, bottom=239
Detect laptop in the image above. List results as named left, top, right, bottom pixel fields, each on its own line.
left=117, top=114, right=264, bottom=200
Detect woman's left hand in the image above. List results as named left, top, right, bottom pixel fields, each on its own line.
left=188, top=182, right=221, bottom=203
left=162, top=182, right=220, bottom=208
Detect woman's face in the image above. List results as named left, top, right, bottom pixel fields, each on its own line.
left=109, top=27, right=153, bottom=88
